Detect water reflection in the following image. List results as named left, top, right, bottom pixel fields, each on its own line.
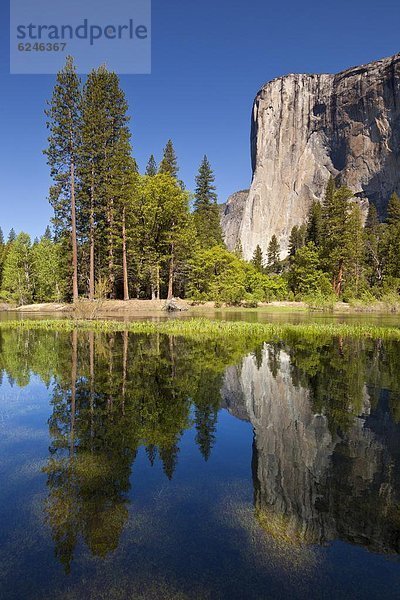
left=0, top=327, right=400, bottom=579
left=222, top=341, right=400, bottom=554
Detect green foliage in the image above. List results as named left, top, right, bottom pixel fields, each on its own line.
left=306, top=201, right=323, bottom=246
left=188, top=245, right=288, bottom=304
left=145, top=154, right=157, bottom=176
left=158, top=139, right=179, bottom=178
left=251, top=244, right=264, bottom=272
left=288, top=242, right=331, bottom=297
left=2, top=232, right=33, bottom=305
left=385, top=193, right=400, bottom=279
left=193, top=155, right=223, bottom=248
left=267, top=235, right=281, bottom=273
left=3, top=317, right=400, bottom=342
left=188, top=245, right=246, bottom=303
left=31, top=237, right=63, bottom=302
left=288, top=224, right=306, bottom=256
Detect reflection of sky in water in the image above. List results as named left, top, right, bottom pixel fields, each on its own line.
left=0, top=338, right=400, bottom=599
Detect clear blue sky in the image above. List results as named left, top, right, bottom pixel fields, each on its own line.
left=1, top=0, right=399, bottom=239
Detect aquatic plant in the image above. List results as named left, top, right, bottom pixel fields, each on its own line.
left=0, top=317, right=400, bottom=341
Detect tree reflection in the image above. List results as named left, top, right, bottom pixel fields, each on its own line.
left=220, top=338, right=400, bottom=554
left=1, top=328, right=400, bottom=567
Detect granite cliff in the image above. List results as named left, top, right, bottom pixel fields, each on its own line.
left=222, top=53, right=400, bottom=258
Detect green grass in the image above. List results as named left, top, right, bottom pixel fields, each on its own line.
left=1, top=318, right=400, bottom=341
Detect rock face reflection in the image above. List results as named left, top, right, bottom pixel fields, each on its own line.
left=222, top=344, right=400, bottom=553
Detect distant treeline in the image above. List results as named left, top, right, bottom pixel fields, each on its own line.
left=1, top=56, right=399, bottom=306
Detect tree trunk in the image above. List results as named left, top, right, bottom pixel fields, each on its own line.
left=156, top=264, right=160, bottom=300
left=167, top=244, right=174, bottom=300
left=108, top=198, right=115, bottom=298
left=333, top=261, right=344, bottom=296
left=89, top=171, right=95, bottom=300
left=122, top=206, right=129, bottom=301
left=70, top=162, right=79, bottom=302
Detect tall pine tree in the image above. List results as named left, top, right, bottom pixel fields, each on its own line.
left=193, top=155, right=223, bottom=248
left=158, top=140, right=178, bottom=178
left=80, top=66, right=135, bottom=299
left=45, top=56, right=81, bottom=302
left=385, top=192, right=400, bottom=278
left=251, top=245, right=264, bottom=272
left=267, top=235, right=281, bottom=272
left=145, top=155, right=157, bottom=176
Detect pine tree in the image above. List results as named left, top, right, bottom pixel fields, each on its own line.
left=306, top=200, right=323, bottom=246
left=45, top=56, right=81, bottom=302
left=386, top=192, right=400, bottom=225
left=8, top=228, right=16, bottom=243
left=158, top=140, right=178, bottom=178
left=0, top=228, right=4, bottom=246
left=346, top=204, right=365, bottom=296
left=320, top=179, right=354, bottom=295
left=267, top=235, right=281, bottom=272
left=43, top=225, right=52, bottom=241
left=193, top=155, right=223, bottom=248
left=288, top=242, right=329, bottom=296
left=234, top=239, right=243, bottom=259
left=288, top=224, right=306, bottom=256
left=251, top=244, right=264, bottom=272
left=364, top=203, right=384, bottom=286
left=385, top=192, right=400, bottom=278
left=145, top=154, right=157, bottom=176
left=80, top=66, right=134, bottom=300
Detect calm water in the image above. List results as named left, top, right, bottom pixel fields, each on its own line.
left=0, top=328, right=400, bottom=599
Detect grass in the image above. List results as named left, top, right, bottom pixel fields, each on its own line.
left=1, top=317, right=400, bottom=341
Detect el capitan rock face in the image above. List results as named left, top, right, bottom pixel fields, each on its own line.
left=222, top=53, right=400, bottom=258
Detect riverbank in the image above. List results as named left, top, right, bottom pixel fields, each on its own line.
left=1, top=298, right=399, bottom=315
left=1, top=317, right=400, bottom=341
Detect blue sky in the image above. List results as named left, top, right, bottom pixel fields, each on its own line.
left=1, top=0, right=399, bottom=239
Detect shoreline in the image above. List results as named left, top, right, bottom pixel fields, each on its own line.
left=0, top=298, right=399, bottom=316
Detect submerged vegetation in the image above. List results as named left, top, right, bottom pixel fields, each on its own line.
left=1, top=317, right=400, bottom=341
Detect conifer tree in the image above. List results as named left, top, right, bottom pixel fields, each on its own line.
left=80, top=66, right=134, bottom=299
left=145, top=155, right=157, bottom=176
left=267, top=235, right=281, bottom=272
left=8, top=228, right=16, bottom=243
left=251, top=244, right=264, bottom=272
left=346, top=204, right=365, bottom=296
left=158, top=140, right=179, bottom=178
left=288, top=224, right=306, bottom=256
left=320, top=179, right=354, bottom=295
left=306, top=200, right=323, bottom=246
left=0, top=227, right=4, bottom=246
left=385, top=192, right=400, bottom=278
left=364, top=203, right=384, bottom=286
left=45, top=56, right=81, bottom=302
left=234, top=240, right=243, bottom=259
left=43, top=225, right=52, bottom=241
left=193, top=156, right=223, bottom=248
